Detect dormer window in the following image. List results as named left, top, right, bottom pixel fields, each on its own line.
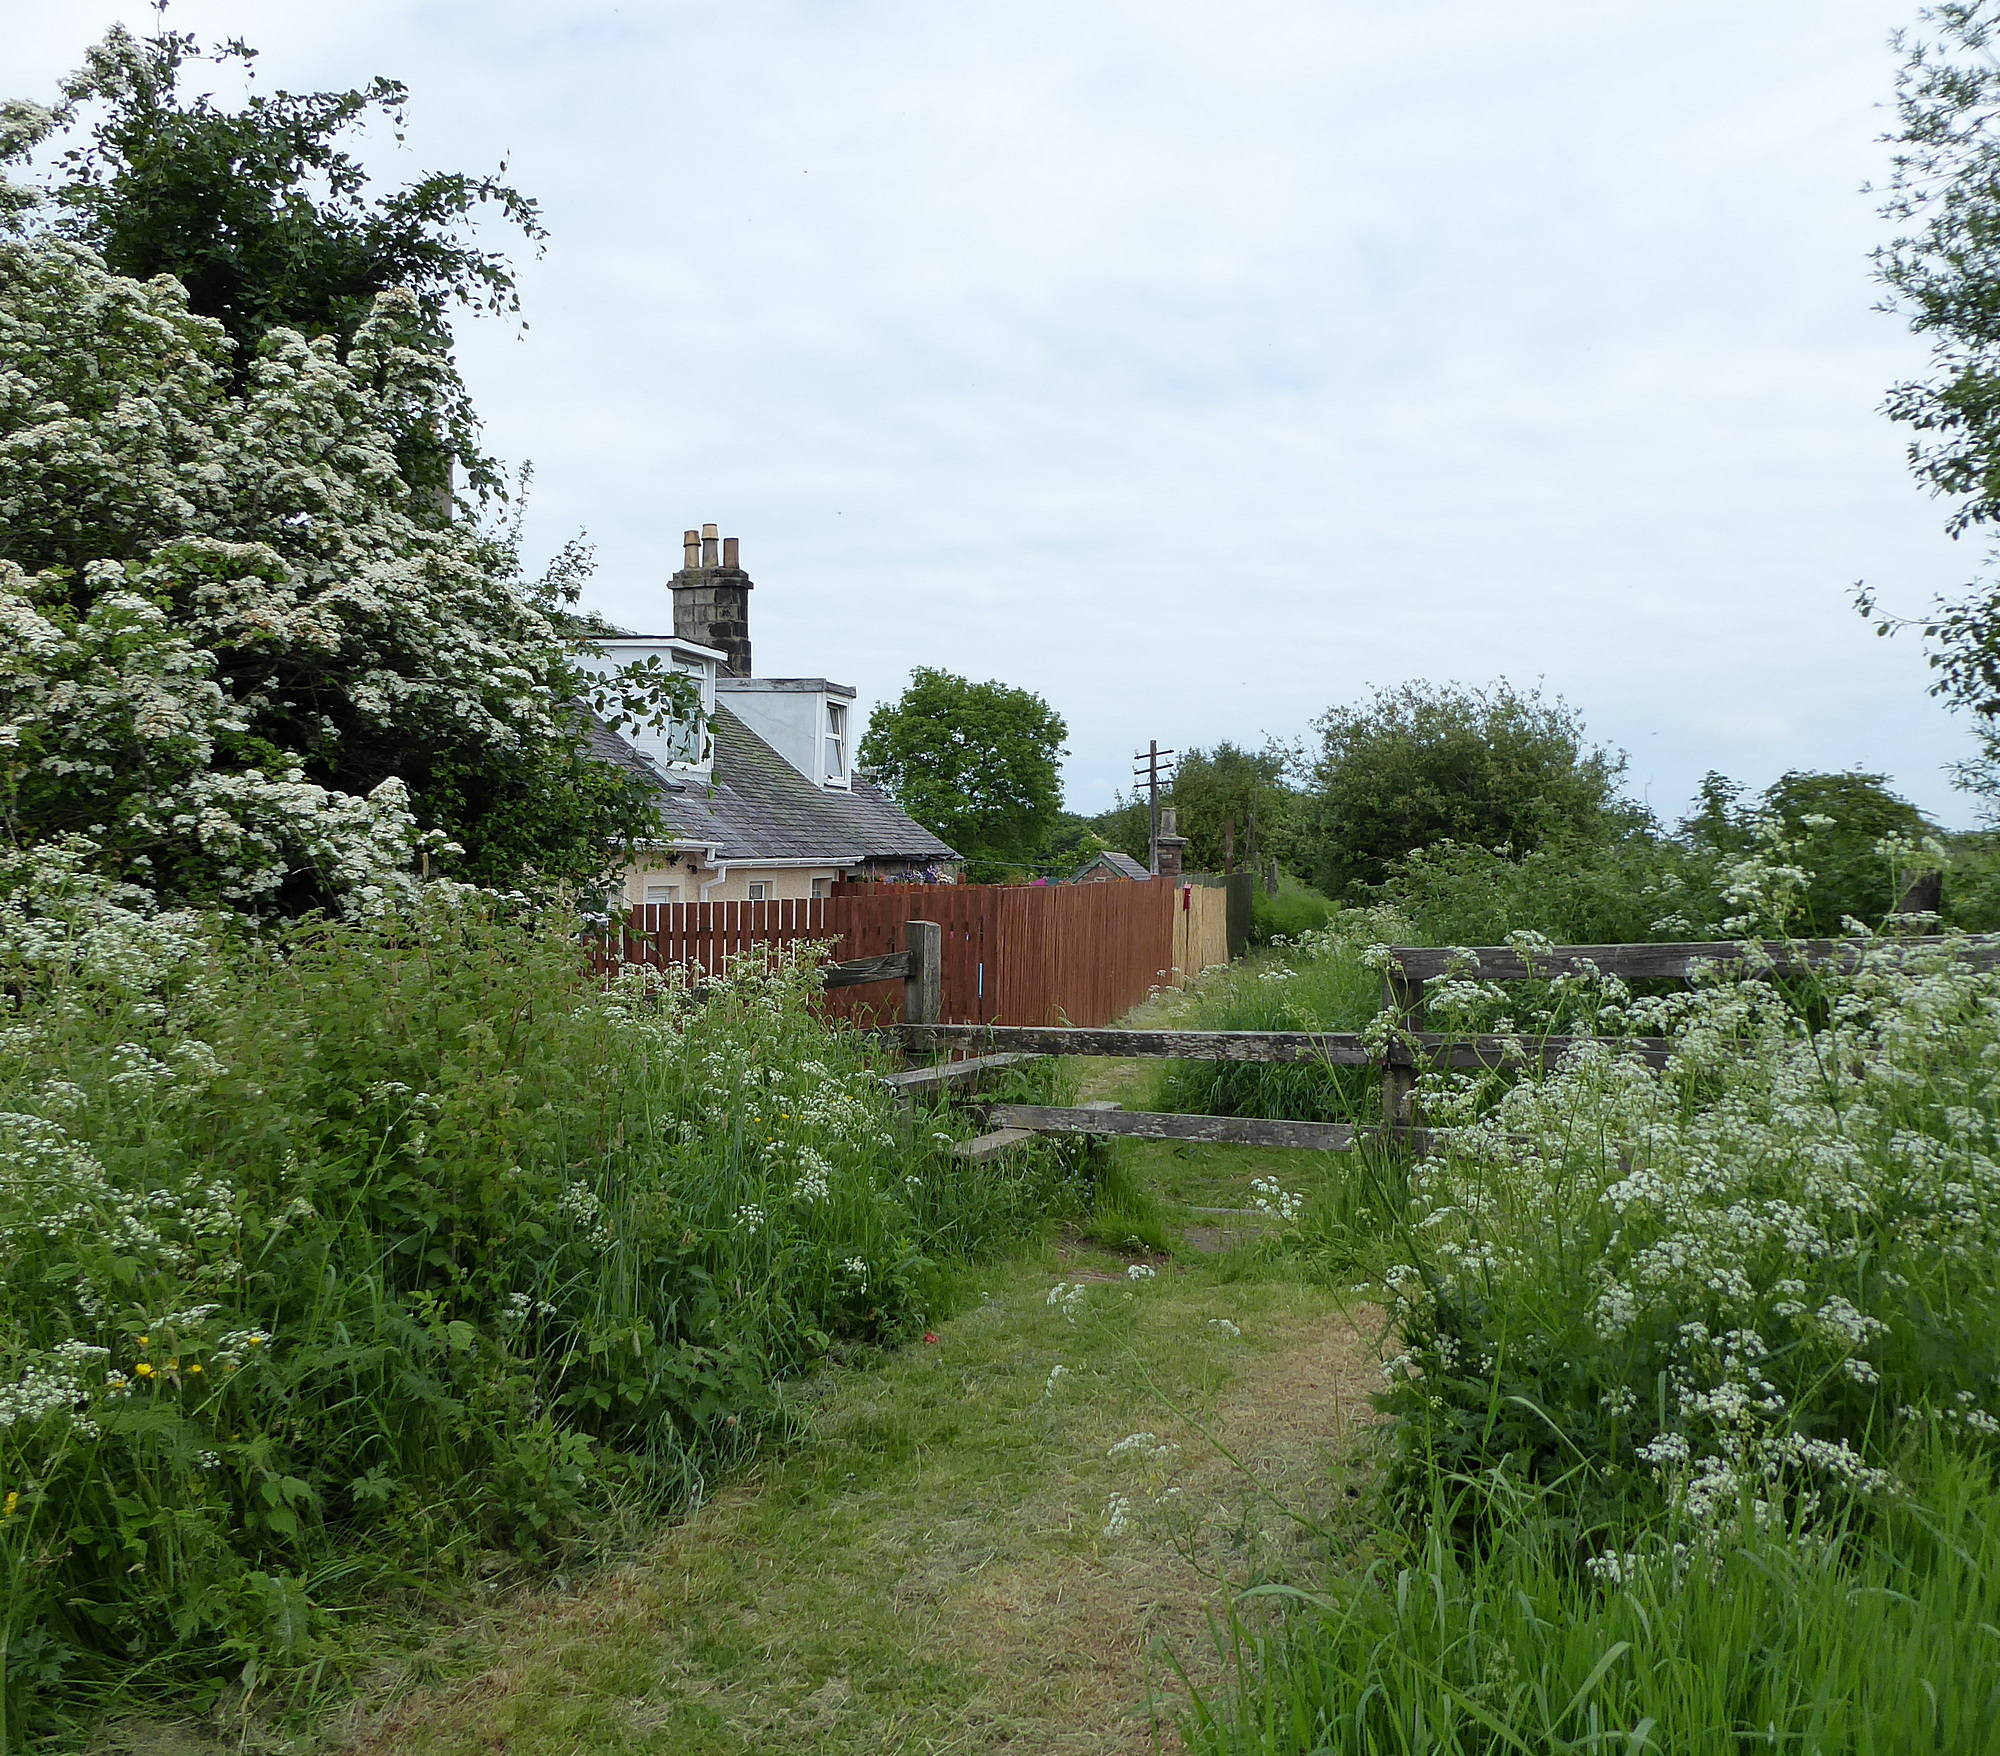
left=824, top=701, right=848, bottom=783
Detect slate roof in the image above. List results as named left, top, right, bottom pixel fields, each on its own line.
left=1073, top=850, right=1151, bottom=881
left=586, top=705, right=958, bottom=864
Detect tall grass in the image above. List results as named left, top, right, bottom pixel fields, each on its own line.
left=1188, top=911, right=2000, bottom=1751
left=1191, top=1447, right=2000, bottom=1755
left=1154, top=916, right=1390, bottom=1124
left=0, top=890, right=1090, bottom=1745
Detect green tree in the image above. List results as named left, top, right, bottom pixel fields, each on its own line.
left=1087, top=793, right=1152, bottom=867
left=1866, top=3, right=2000, bottom=714
left=13, top=24, right=542, bottom=501
left=1684, top=769, right=1935, bottom=935
left=1033, top=810, right=1114, bottom=878
left=859, top=669, right=1067, bottom=879
left=1298, top=681, right=1635, bottom=900
left=1168, top=740, right=1296, bottom=873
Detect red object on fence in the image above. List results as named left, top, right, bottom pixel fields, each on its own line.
left=605, top=882, right=1176, bottom=1027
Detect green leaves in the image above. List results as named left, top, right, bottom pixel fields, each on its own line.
left=1298, top=680, right=1635, bottom=901
left=858, top=667, right=1068, bottom=877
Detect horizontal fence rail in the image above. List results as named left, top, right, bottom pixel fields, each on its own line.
left=881, top=932, right=2000, bottom=1165
left=895, top=1023, right=1675, bottom=1070
left=980, top=1102, right=1433, bottom=1154
left=878, top=1051, right=1034, bottom=1097
left=821, top=951, right=915, bottom=989
left=1386, top=934, right=2000, bottom=984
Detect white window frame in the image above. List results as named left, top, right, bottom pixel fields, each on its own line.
left=746, top=881, right=770, bottom=901
left=823, top=700, right=849, bottom=786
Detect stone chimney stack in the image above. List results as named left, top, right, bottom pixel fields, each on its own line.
left=669, top=522, right=753, bottom=677
left=1154, top=806, right=1188, bottom=879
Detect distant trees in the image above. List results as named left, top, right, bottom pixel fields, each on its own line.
left=1083, top=742, right=1294, bottom=877
left=1295, top=682, right=1636, bottom=900
left=1168, top=742, right=1295, bottom=874
left=859, top=669, right=1068, bottom=879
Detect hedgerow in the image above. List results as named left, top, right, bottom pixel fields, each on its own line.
left=0, top=878, right=1087, bottom=1742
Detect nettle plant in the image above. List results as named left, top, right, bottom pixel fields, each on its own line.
left=0, top=231, right=689, bottom=912
left=1372, top=839, right=2000, bottom=1571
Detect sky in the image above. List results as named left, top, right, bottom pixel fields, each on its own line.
left=9, top=0, right=1994, bottom=823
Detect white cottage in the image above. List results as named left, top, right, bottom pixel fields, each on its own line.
left=580, top=526, right=960, bottom=904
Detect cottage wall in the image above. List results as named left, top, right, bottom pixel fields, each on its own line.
left=621, top=860, right=843, bottom=905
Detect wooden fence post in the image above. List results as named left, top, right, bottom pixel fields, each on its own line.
left=1381, top=966, right=1424, bottom=1128
left=904, top=919, right=942, bottom=1027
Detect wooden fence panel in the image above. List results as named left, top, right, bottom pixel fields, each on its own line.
left=607, top=880, right=1178, bottom=1027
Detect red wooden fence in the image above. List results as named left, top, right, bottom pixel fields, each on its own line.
left=606, top=882, right=1177, bottom=1027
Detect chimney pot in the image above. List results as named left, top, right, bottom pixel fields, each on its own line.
left=670, top=519, right=753, bottom=677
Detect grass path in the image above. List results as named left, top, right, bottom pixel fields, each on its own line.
left=332, top=1059, right=1382, bottom=1755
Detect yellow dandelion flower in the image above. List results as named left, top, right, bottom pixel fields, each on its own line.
left=188, top=1363, right=203, bottom=1374
left=137, top=1335, right=150, bottom=1348
left=3, top=1491, right=19, bottom=1517
left=134, top=1362, right=154, bottom=1378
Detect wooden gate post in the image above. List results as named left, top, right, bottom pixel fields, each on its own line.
left=1381, top=965, right=1424, bottom=1128
left=904, top=919, right=942, bottom=1027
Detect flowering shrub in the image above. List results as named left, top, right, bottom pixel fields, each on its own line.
left=1191, top=868, right=2000, bottom=1748
left=1382, top=931, right=2000, bottom=1541
left=0, top=235, right=688, bottom=910
left=0, top=893, right=1089, bottom=1740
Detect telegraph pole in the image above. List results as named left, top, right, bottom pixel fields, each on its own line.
left=1133, top=740, right=1177, bottom=875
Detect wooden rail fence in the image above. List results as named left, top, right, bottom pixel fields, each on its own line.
left=1376, top=932, right=2000, bottom=1124
left=878, top=930, right=2000, bottom=1160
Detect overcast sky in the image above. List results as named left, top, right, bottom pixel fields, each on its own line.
left=11, top=0, right=1993, bottom=822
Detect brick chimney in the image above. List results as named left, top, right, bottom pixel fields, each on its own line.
left=669, top=523, right=753, bottom=677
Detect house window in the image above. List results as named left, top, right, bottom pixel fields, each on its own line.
left=643, top=881, right=681, bottom=905
left=747, top=881, right=770, bottom=901
left=811, top=875, right=831, bottom=899
left=824, top=701, right=848, bottom=781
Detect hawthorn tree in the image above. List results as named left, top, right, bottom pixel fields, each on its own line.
left=18, top=24, right=542, bottom=501
left=0, top=31, right=684, bottom=912
left=859, top=669, right=1067, bottom=878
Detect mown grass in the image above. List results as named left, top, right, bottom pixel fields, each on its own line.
left=317, top=1234, right=1379, bottom=1756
